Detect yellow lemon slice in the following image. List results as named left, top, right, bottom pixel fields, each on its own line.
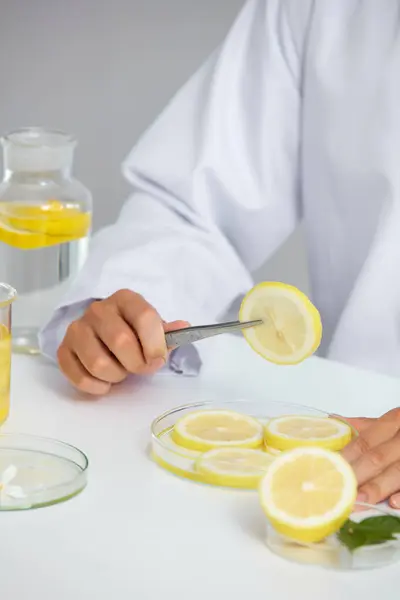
left=0, top=201, right=91, bottom=249
left=195, top=447, right=275, bottom=489
left=239, top=282, right=322, bottom=364
left=264, top=445, right=282, bottom=457
left=161, top=430, right=202, bottom=458
left=260, top=447, right=357, bottom=543
left=264, top=416, right=352, bottom=452
left=172, top=410, right=264, bottom=452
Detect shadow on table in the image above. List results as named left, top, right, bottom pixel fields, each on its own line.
left=39, top=357, right=149, bottom=403
left=233, top=495, right=266, bottom=545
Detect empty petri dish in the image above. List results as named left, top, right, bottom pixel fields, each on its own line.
left=0, top=433, right=88, bottom=510
left=265, top=503, right=400, bottom=570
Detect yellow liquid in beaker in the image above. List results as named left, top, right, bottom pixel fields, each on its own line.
left=0, top=200, right=91, bottom=249
left=0, top=328, right=11, bottom=425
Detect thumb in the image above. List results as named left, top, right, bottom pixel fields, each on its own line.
left=163, top=320, right=190, bottom=333
left=389, top=493, right=400, bottom=509
left=163, top=320, right=191, bottom=352
left=331, top=414, right=376, bottom=433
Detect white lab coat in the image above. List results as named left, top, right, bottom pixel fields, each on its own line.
left=40, top=0, right=400, bottom=378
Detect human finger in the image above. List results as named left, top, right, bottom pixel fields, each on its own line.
left=332, top=416, right=376, bottom=433
left=351, top=433, right=400, bottom=486
left=115, top=291, right=167, bottom=364
left=342, top=409, right=400, bottom=464
left=356, top=460, right=400, bottom=506
left=69, top=320, right=128, bottom=383
left=57, top=344, right=111, bottom=396
left=389, top=492, right=400, bottom=509
left=84, top=300, right=154, bottom=373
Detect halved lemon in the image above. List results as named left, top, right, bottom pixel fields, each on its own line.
left=172, top=410, right=263, bottom=452
left=260, top=447, right=357, bottom=543
left=264, top=416, right=352, bottom=452
left=239, top=282, right=322, bottom=364
left=195, top=447, right=275, bottom=489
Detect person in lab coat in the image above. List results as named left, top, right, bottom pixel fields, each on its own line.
left=40, top=0, right=400, bottom=506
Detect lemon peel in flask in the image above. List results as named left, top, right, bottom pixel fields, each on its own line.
left=0, top=128, right=92, bottom=354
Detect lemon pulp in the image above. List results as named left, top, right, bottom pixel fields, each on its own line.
left=195, top=448, right=274, bottom=489
left=172, top=410, right=264, bottom=452
left=260, top=447, right=357, bottom=543
left=239, top=282, right=322, bottom=364
left=264, top=416, right=352, bottom=452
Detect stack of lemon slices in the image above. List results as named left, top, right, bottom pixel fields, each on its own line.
left=171, top=409, right=271, bottom=489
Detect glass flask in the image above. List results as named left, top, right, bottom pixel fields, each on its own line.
left=0, top=283, right=16, bottom=425
left=0, top=128, right=92, bottom=355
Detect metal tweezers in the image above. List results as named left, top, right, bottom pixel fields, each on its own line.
left=165, top=319, right=263, bottom=349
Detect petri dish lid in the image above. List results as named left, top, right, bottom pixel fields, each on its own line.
left=0, top=433, right=88, bottom=511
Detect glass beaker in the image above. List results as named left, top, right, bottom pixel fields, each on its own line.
left=0, top=283, right=16, bottom=425
left=0, top=128, right=92, bottom=355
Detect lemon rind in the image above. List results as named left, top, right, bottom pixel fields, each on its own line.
left=172, top=410, right=264, bottom=452
left=264, top=416, right=352, bottom=452
left=259, top=447, right=357, bottom=543
left=195, top=448, right=274, bottom=489
left=239, top=282, right=322, bottom=365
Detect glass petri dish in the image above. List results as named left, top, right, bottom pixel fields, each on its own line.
left=265, top=503, right=400, bottom=570
left=150, top=399, right=351, bottom=488
left=0, top=433, right=88, bottom=510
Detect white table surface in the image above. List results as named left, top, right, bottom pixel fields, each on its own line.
left=1, top=336, right=400, bottom=600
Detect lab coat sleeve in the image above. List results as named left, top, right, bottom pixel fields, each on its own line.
left=39, top=0, right=303, bottom=361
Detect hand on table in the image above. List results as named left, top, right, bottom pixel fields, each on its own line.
left=57, top=289, right=189, bottom=396
left=340, top=409, right=400, bottom=509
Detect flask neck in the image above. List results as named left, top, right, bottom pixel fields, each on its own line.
left=3, top=167, right=72, bottom=185
left=1, top=128, right=76, bottom=183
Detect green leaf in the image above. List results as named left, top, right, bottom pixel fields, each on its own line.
left=337, top=521, right=366, bottom=551
left=356, top=515, right=400, bottom=535
left=337, top=516, right=400, bottom=552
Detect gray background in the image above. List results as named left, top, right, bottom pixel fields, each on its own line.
left=0, top=0, right=309, bottom=294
